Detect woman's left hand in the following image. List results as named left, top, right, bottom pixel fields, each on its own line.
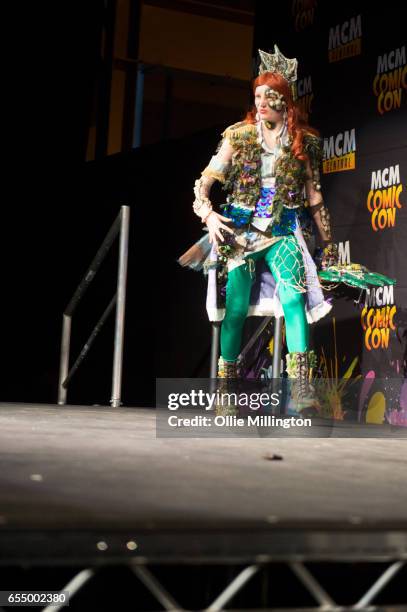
left=321, top=242, right=339, bottom=269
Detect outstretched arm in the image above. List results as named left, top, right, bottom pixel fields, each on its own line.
left=193, top=137, right=235, bottom=247
left=305, top=158, right=338, bottom=269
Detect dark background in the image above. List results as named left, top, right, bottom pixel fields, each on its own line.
left=2, top=1, right=406, bottom=409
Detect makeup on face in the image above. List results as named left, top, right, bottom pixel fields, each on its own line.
left=255, top=85, right=287, bottom=114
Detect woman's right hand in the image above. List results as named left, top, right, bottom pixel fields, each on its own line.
left=205, top=212, right=234, bottom=248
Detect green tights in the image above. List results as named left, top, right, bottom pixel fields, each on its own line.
left=221, top=236, right=309, bottom=362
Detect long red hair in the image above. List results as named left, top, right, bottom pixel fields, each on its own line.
left=244, top=72, right=319, bottom=161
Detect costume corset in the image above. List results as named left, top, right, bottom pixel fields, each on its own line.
left=218, top=122, right=322, bottom=237
left=221, top=186, right=312, bottom=238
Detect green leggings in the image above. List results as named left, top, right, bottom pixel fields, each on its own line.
left=221, top=236, right=309, bottom=362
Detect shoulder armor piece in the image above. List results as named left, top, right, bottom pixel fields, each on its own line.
left=222, top=122, right=257, bottom=141
left=303, top=132, right=323, bottom=163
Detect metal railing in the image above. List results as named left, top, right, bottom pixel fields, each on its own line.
left=57, top=206, right=130, bottom=407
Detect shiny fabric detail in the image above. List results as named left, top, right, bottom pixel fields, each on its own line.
left=221, top=203, right=253, bottom=228
left=271, top=207, right=297, bottom=236
left=254, top=186, right=276, bottom=218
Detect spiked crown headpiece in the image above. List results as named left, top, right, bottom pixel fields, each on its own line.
left=258, top=45, right=298, bottom=84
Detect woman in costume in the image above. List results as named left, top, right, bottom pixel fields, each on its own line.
left=179, top=46, right=339, bottom=406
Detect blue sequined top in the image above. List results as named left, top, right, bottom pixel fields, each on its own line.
left=222, top=186, right=301, bottom=236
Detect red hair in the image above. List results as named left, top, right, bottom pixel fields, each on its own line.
left=244, top=72, right=319, bottom=161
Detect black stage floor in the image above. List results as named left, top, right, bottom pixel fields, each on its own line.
left=0, top=404, right=406, bottom=564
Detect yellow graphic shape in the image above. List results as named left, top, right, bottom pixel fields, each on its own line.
left=329, top=38, right=361, bottom=63
left=323, top=152, right=355, bottom=174
left=318, top=318, right=360, bottom=420
left=366, top=391, right=386, bottom=424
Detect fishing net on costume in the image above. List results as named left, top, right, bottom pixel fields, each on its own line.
left=271, top=236, right=307, bottom=293
left=318, top=263, right=396, bottom=290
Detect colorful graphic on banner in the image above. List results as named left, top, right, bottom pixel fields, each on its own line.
left=253, top=2, right=406, bottom=425
left=373, top=46, right=406, bottom=115
left=361, top=286, right=397, bottom=351
left=359, top=371, right=407, bottom=426
left=291, top=0, right=317, bottom=32
left=366, top=165, right=404, bottom=231
left=323, top=129, right=356, bottom=173
left=328, top=14, right=362, bottom=62
left=317, top=320, right=406, bottom=425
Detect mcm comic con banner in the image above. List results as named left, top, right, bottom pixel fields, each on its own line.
left=253, top=1, right=406, bottom=424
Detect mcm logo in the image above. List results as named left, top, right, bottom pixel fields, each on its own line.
left=328, top=15, right=362, bottom=62
left=373, top=46, right=406, bottom=114
left=323, top=129, right=356, bottom=173
left=367, top=165, right=403, bottom=231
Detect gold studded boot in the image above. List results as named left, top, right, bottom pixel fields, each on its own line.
left=285, top=350, right=320, bottom=417
left=215, top=356, right=239, bottom=416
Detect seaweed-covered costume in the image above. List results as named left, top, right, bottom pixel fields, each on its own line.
left=179, top=46, right=338, bottom=408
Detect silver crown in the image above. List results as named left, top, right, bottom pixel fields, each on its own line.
left=258, top=45, right=298, bottom=84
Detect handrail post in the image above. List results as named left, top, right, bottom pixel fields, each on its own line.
left=133, top=63, right=144, bottom=148
left=210, top=323, right=220, bottom=378
left=272, top=316, right=283, bottom=378
left=58, top=314, right=72, bottom=405
left=57, top=205, right=131, bottom=407
left=111, top=206, right=130, bottom=407
left=272, top=316, right=283, bottom=401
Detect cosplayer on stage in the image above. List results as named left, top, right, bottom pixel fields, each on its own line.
left=179, top=45, right=394, bottom=413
